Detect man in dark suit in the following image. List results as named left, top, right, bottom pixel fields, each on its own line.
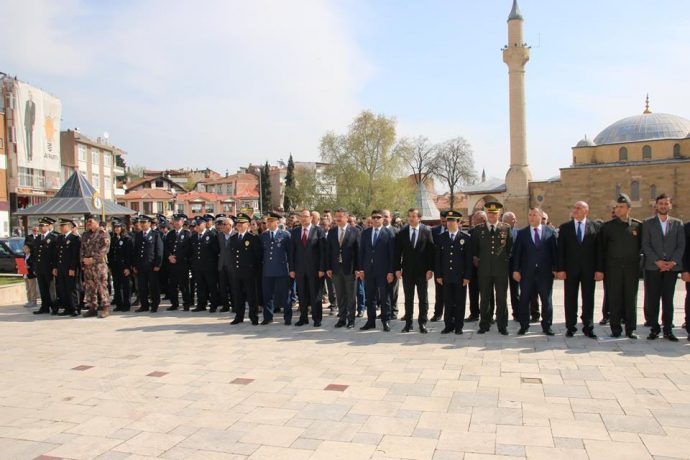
left=229, top=213, right=262, bottom=325
left=289, top=208, right=327, bottom=327
left=358, top=209, right=395, bottom=331
left=395, top=208, right=435, bottom=333
left=191, top=216, right=220, bottom=312
left=261, top=212, right=292, bottom=325
left=430, top=211, right=448, bottom=322
left=217, top=216, right=235, bottom=313
left=109, top=218, right=133, bottom=311
left=434, top=211, right=473, bottom=334
left=382, top=209, right=400, bottom=319
left=556, top=201, right=599, bottom=338
left=133, top=215, right=164, bottom=312
left=642, top=194, right=684, bottom=341
left=32, top=217, right=57, bottom=315
left=165, top=214, right=192, bottom=311
left=512, top=207, right=558, bottom=335
left=53, top=219, right=81, bottom=317
left=326, top=208, right=360, bottom=329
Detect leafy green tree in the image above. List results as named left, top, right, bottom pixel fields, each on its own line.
left=261, top=161, right=272, bottom=212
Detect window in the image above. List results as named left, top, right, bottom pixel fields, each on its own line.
left=92, top=149, right=99, bottom=164
left=177, top=204, right=185, bottom=213
left=103, top=152, right=112, bottom=167
left=630, top=181, right=640, bottom=201
left=223, top=203, right=232, bottom=212
left=78, top=145, right=87, bottom=162
left=92, top=172, right=100, bottom=188
left=650, top=184, right=657, bottom=200
left=642, top=145, right=652, bottom=159
left=191, top=203, right=202, bottom=213
left=157, top=201, right=164, bottom=213
left=130, top=202, right=140, bottom=212
left=19, top=167, right=33, bottom=187
left=143, top=202, right=152, bottom=214
left=155, top=180, right=164, bottom=188
left=618, top=147, right=628, bottom=161
left=104, top=175, right=111, bottom=197
left=614, top=184, right=621, bottom=199
left=205, top=204, right=214, bottom=213
left=674, top=144, right=681, bottom=158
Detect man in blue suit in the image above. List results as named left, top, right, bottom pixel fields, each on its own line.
left=512, top=208, right=558, bottom=335
left=326, top=208, right=360, bottom=329
left=261, top=212, right=292, bottom=325
left=357, top=209, right=395, bottom=331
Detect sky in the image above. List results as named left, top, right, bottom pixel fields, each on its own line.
left=1, top=0, right=688, bottom=186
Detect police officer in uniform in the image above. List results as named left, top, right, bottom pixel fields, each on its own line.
left=230, top=213, right=262, bottom=325
left=53, top=218, right=81, bottom=316
left=191, top=215, right=220, bottom=312
left=109, top=218, right=133, bottom=311
left=165, top=214, right=193, bottom=311
left=32, top=217, right=57, bottom=315
left=472, top=201, right=512, bottom=335
left=435, top=211, right=473, bottom=334
left=133, top=215, right=164, bottom=312
left=260, top=212, right=292, bottom=324
left=596, top=193, right=643, bottom=338
left=156, top=214, right=171, bottom=301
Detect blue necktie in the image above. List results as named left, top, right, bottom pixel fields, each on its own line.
left=534, top=228, right=541, bottom=248
left=576, top=221, right=583, bottom=243
left=373, top=228, right=379, bottom=246
left=411, top=227, right=417, bottom=248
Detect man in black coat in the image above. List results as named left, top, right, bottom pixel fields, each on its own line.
left=229, top=213, right=262, bottom=325
left=289, top=208, right=327, bottom=327
left=556, top=201, right=600, bottom=338
left=395, top=208, right=435, bottom=333
left=190, top=216, right=220, bottom=312
left=326, top=208, right=360, bottom=329
left=109, top=218, right=133, bottom=311
left=32, top=217, right=57, bottom=315
left=165, top=214, right=193, bottom=311
left=133, top=215, right=164, bottom=312
left=430, top=211, right=448, bottom=322
left=53, top=219, right=81, bottom=316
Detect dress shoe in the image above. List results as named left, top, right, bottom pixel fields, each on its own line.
left=611, top=332, right=621, bottom=338
left=150, top=307, right=158, bottom=313
left=360, top=323, right=375, bottom=331
left=313, top=321, right=322, bottom=327
left=543, top=329, right=555, bottom=336
left=346, top=321, right=354, bottom=329
left=455, top=329, right=463, bottom=335
left=261, top=319, right=272, bottom=325
left=219, top=307, right=230, bottom=312
left=401, top=324, right=412, bottom=333
left=464, top=315, right=478, bottom=322
left=626, top=332, right=638, bottom=339
left=192, top=307, right=206, bottom=312
left=356, top=311, right=363, bottom=317
left=251, top=320, right=259, bottom=325
left=665, top=333, right=679, bottom=342
left=477, top=328, right=488, bottom=334
left=294, top=320, right=308, bottom=326
left=57, top=310, right=70, bottom=316
left=230, top=318, right=243, bottom=325
left=499, top=329, right=508, bottom=336
left=70, top=310, right=79, bottom=317
left=517, top=327, right=528, bottom=335
left=430, top=314, right=442, bottom=322
left=50, top=309, right=59, bottom=315
left=585, top=331, right=598, bottom=339
left=441, top=326, right=454, bottom=334
left=382, top=322, right=390, bottom=332
left=647, top=332, right=659, bottom=340
left=284, top=320, right=291, bottom=326
left=209, top=308, right=217, bottom=313
left=335, top=320, right=346, bottom=328
left=166, top=306, right=178, bottom=311
left=419, top=324, right=428, bottom=334
left=566, top=331, right=574, bottom=337
left=599, top=318, right=609, bottom=325
left=33, top=309, right=49, bottom=315
left=134, top=307, right=149, bottom=313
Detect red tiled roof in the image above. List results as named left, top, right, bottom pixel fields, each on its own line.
left=121, top=189, right=175, bottom=200
left=177, top=191, right=233, bottom=202
left=199, top=173, right=258, bottom=186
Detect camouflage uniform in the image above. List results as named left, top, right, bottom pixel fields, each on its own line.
left=80, top=227, right=111, bottom=317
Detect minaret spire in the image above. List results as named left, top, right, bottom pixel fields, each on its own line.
left=508, top=0, right=523, bottom=21
left=643, top=93, right=651, bottom=114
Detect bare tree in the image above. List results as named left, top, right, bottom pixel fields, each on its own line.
left=398, top=136, right=439, bottom=186
left=434, top=137, right=477, bottom=209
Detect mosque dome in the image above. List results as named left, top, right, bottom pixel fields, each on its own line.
left=593, top=112, right=690, bottom=146
left=575, top=135, right=596, bottom=147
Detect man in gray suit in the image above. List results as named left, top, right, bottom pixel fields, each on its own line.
left=642, top=194, right=685, bottom=341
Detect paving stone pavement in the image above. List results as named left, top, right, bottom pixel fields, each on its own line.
left=2, top=282, right=690, bottom=460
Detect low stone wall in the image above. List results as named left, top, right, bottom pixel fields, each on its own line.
left=0, top=281, right=27, bottom=307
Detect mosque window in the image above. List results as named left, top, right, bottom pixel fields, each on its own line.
left=642, top=145, right=652, bottom=159
left=630, top=181, right=640, bottom=201
left=618, top=147, right=628, bottom=161
left=650, top=185, right=657, bottom=200
left=674, top=144, right=681, bottom=158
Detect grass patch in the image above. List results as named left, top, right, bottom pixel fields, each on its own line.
left=0, top=277, right=23, bottom=286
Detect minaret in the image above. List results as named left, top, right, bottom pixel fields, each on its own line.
left=502, top=0, right=532, bottom=214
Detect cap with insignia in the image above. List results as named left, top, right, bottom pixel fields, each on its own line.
left=111, top=217, right=126, bottom=227
left=235, top=212, right=251, bottom=224
left=58, top=218, right=75, bottom=227
left=265, top=211, right=281, bottom=221
left=194, top=216, right=205, bottom=226
left=172, top=213, right=188, bottom=221
left=38, top=217, right=54, bottom=225
left=139, top=215, right=152, bottom=223
left=156, top=214, right=168, bottom=225
left=214, top=213, right=226, bottom=222
left=439, top=210, right=449, bottom=218
left=616, top=193, right=632, bottom=206
left=85, top=213, right=100, bottom=221
left=484, top=201, right=503, bottom=214
left=446, top=210, right=462, bottom=221
left=202, top=213, right=215, bottom=222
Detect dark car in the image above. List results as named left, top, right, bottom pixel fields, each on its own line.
left=0, top=237, right=25, bottom=274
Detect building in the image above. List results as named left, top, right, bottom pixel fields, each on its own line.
left=60, top=129, right=126, bottom=200
left=175, top=191, right=235, bottom=218
left=143, top=168, right=220, bottom=189
left=119, top=175, right=187, bottom=215
left=0, top=93, right=8, bottom=235
left=195, top=171, right=259, bottom=212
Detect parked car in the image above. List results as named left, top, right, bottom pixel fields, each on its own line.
left=0, top=237, right=25, bottom=274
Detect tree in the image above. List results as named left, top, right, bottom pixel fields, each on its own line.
left=398, top=135, right=439, bottom=186
left=261, top=161, right=272, bottom=212
left=283, top=154, right=295, bottom=211
left=126, top=164, right=146, bottom=181
left=434, top=137, right=477, bottom=209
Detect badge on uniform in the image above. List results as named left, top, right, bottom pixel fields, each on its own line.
left=180, top=235, right=184, bottom=240
left=460, top=239, right=465, bottom=245
left=119, top=240, right=123, bottom=246
left=66, top=240, right=71, bottom=245
left=205, top=236, right=210, bottom=241
left=46, top=239, right=51, bottom=244
left=632, top=230, right=638, bottom=236
left=148, top=236, right=152, bottom=241
left=245, top=240, right=250, bottom=247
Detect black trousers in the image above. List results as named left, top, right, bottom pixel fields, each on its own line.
left=168, top=264, right=191, bottom=307
left=195, top=268, right=219, bottom=309
left=645, top=270, right=678, bottom=335
left=218, top=265, right=233, bottom=309
left=296, top=271, right=323, bottom=322
left=365, top=274, right=389, bottom=324
left=402, top=274, right=429, bottom=325
left=232, top=274, right=258, bottom=322
left=444, top=282, right=467, bottom=331
left=605, top=264, right=638, bottom=335
left=112, top=269, right=131, bottom=308
left=433, top=279, right=444, bottom=317
left=137, top=269, right=160, bottom=310
left=56, top=273, right=78, bottom=312
left=36, top=271, right=53, bottom=312
left=518, top=270, right=554, bottom=330
left=564, top=270, right=596, bottom=333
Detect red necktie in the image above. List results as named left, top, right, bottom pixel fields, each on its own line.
left=302, top=228, right=308, bottom=247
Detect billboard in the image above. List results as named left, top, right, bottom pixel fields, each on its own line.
left=14, top=81, right=61, bottom=177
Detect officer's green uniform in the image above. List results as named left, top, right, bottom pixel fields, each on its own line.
left=597, top=193, right=642, bottom=337
left=472, top=201, right=512, bottom=333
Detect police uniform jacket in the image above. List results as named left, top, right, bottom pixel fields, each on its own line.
left=191, top=228, right=219, bottom=271
left=472, top=222, right=512, bottom=277
left=230, top=232, right=262, bottom=278
left=434, top=230, right=473, bottom=283
left=165, top=228, right=192, bottom=269
left=31, top=232, right=57, bottom=276
left=261, top=229, right=291, bottom=277
left=54, top=233, right=81, bottom=275
left=133, top=229, right=164, bottom=271
left=597, top=217, right=642, bottom=271
left=109, top=233, right=133, bottom=271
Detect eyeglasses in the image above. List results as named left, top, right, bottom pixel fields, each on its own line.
left=372, top=216, right=382, bottom=219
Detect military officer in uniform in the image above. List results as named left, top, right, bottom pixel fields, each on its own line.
left=435, top=211, right=473, bottom=334
left=165, top=214, right=192, bottom=311
left=191, top=216, right=220, bottom=312
left=260, top=212, right=292, bottom=324
left=133, top=215, right=164, bottom=313
left=472, top=201, right=512, bottom=335
left=230, top=213, right=262, bottom=325
left=596, top=193, right=643, bottom=338
left=53, top=218, right=81, bottom=316
left=109, top=218, right=133, bottom=311
left=32, top=217, right=57, bottom=315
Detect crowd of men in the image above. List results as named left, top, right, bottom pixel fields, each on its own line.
left=24, top=192, right=690, bottom=341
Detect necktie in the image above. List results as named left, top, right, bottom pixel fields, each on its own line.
left=450, top=233, right=455, bottom=242
left=576, top=221, right=583, bottom=243
left=534, top=228, right=541, bottom=248
left=490, top=225, right=495, bottom=235
left=411, top=227, right=417, bottom=248
left=302, top=228, right=308, bottom=247
left=270, top=232, right=274, bottom=243
left=373, top=228, right=379, bottom=246
left=239, top=233, right=243, bottom=242
left=338, top=228, right=345, bottom=246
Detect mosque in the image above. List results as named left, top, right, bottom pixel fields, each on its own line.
left=463, top=0, right=690, bottom=224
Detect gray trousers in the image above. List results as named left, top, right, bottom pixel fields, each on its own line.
left=333, top=272, right=357, bottom=322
